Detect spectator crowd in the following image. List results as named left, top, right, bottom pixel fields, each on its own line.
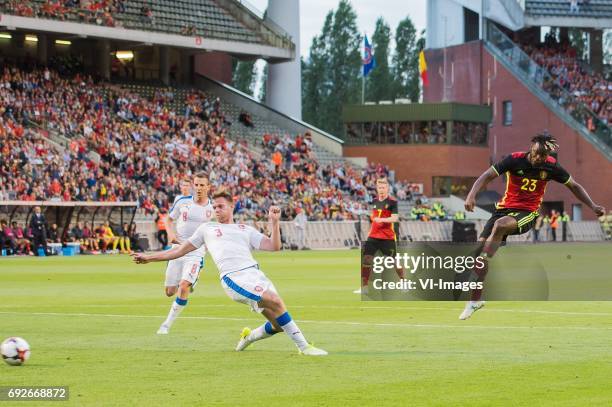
left=2, top=0, right=126, bottom=27
left=1, top=62, right=425, bottom=226
left=522, top=37, right=612, bottom=128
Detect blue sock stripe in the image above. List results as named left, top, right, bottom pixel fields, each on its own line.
left=264, top=322, right=277, bottom=335
left=275, top=312, right=292, bottom=326
left=175, top=297, right=188, bottom=306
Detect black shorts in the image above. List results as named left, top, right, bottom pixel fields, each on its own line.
left=480, top=208, right=539, bottom=241
left=363, top=238, right=397, bottom=257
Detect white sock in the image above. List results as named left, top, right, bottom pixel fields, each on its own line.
left=163, top=298, right=187, bottom=327
left=247, top=322, right=278, bottom=342
left=276, top=312, right=308, bottom=351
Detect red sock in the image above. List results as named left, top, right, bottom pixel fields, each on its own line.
left=470, top=260, right=489, bottom=301
left=361, top=265, right=372, bottom=287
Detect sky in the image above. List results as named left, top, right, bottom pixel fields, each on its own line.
left=248, top=0, right=427, bottom=58
left=246, top=0, right=427, bottom=97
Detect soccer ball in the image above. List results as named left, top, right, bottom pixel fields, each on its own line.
left=1, top=337, right=31, bottom=366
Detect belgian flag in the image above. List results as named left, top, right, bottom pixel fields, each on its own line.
left=419, top=50, right=429, bottom=87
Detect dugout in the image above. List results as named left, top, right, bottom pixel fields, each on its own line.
left=0, top=201, right=138, bottom=241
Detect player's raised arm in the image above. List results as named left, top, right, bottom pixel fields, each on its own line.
left=465, top=167, right=499, bottom=212
left=563, top=178, right=605, bottom=217
left=259, top=206, right=282, bottom=251
left=131, top=241, right=197, bottom=264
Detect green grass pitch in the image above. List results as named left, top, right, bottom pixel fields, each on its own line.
left=1, top=243, right=612, bottom=406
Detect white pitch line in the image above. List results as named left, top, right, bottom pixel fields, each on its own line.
left=0, top=311, right=611, bottom=331
left=2, top=304, right=612, bottom=317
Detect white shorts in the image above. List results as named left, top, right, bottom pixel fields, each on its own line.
left=220, top=266, right=278, bottom=313
left=164, top=256, right=204, bottom=287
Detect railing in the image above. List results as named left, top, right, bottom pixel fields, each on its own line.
left=486, top=24, right=612, bottom=155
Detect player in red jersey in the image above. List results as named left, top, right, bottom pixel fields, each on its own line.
left=459, top=133, right=605, bottom=319
left=355, top=177, right=405, bottom=294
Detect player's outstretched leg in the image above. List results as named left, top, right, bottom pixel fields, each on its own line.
left=256, top=291, right=327, bottom=356
left=235, top=309, right=281, bottom=351
left=461, top=217, right=515, bottom=320
left=355, top=255, right=373, bottom=294
left=158, top=280, right=191, bottom=334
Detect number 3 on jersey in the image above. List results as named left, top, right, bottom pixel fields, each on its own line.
left=215, top=228, right=223, bottom=237
left=521, top=178, right=537, bottom=192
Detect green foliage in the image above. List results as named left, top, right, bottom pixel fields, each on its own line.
left=302, top=1, right=361, bottom=135
left=259, top=61, right=268, bottom=102
left=232, top=59, right=256, bottom=96
left=568, top=28, right=588, bottom=61
left=1, top=246, right=612, bottom=405
left=302, top=9, right=427, bottom=133
left=367, top=17, right=393, bottom=102
left=392, top=18, right=421, bottom=102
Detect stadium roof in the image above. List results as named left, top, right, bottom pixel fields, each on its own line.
left=342, top=103, right=492, bottom=124
left=523, top=0, right=612, bottom=29
left=0, top=0, right=295, bottom=61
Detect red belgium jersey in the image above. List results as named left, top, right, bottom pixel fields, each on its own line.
left=368, top=197, right=398, bottom=240
left=492, top=152, right=571, bottom=212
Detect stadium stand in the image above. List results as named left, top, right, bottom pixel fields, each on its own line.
left=486, top=24, right=611, bottom=157
left=522, top=39, right=611, bottom=125
left=0, top=0, right=291, bottom=47
left=0, top=63, right=417, bottom=224
left=525, top=0, right=612, bottom=19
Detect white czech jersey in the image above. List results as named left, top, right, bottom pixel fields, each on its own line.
left=172, top=194, right=187, bottom=204
left=188, top=222, right=265, bottom=278
left=169, top=196, right=214, bottom=257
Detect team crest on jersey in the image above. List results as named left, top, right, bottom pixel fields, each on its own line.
left=540, top=171, right=548, bottom=180
left=238, top=224, right=246, bottom=230
left=254, top=285, right=263, bottom=292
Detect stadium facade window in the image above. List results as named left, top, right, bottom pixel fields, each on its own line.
left=432, top=176, right=477, bottom=198
left=380, top=122, right=397, bottom=144
left=344, top=121, right=487, bottom=146
left=345, top=123, right=363, bottom=144
left=463, top=7, right=479, bottom=42
left=503, top=101, right=513, bottom=126
left=432, top=176, right=452, bottom=197
left=397, top=122, right=412, bottom=143
left=363, top=122, right=378, bottom=144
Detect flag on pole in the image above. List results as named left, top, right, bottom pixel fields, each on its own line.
left=419, top=50, right=429, bottom=87
left=363, top=35, right=376, bottom=77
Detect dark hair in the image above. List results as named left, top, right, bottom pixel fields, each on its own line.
left=212, top=189, right=233, bottom=203
left=194, top=171, right=208, bottom=181
left=531, top=132, right=559, bottom=154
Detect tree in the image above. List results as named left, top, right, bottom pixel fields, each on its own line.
left=259, top=61, right=268, bottom=102
left=302, top=1, right=361, bottom=136
left=367, top=17, right=393, bottom=102
left=605, top=29, right=612, bottom=66
left=232, top=59, right=256, bottom=96
left=568, top=28, right=588, bottom=60
left=324, top=0, right=362, bottom=135
left=302, top=11, right=333, bottom=127
left=391, top=17, right=419, bottom=102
